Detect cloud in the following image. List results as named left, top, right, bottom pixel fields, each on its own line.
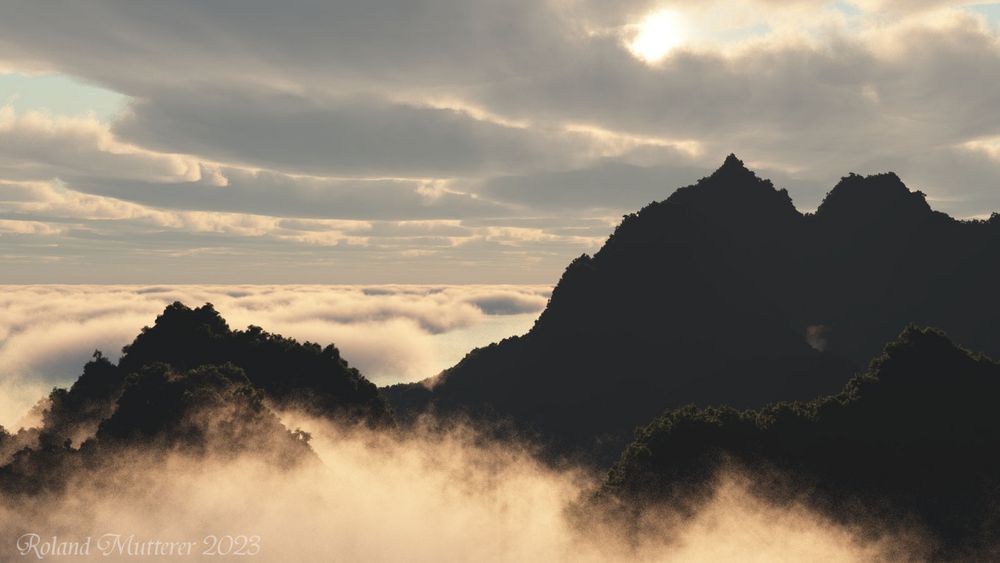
left=0, top=218, right=63, bottom=235
left=0, top=105, right=211, bottom=184
left=474, top=15, right=999, bottom=155
left=0, top=0, right=569, bottom=94
left=112, top=92, right=598, bottom=178
left=0, top=0, right=998, bottom=278
left=3, top=5, right=998, bottom=184
left=0, top=285, right=549, bottom=428
left=0, top=171, right=607, bottom=285
left=462, top=288, right=551, bottom=315
left=65, top=167, right=508, bottom=221
left=0, top=417, right=924, bottom=561
left=0, top=177, right=374, bottom=244
left=481, top=161, right=709, bottom=211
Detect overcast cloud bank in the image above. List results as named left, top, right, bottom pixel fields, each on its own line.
left=0, top=0, right=998, bottom=282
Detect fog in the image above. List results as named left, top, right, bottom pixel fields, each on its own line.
left=1, top=415, right=923, bottom=562
left=0, top=285, right=548, bottom=428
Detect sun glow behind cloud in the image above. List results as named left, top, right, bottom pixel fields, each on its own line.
left=627, top=9, right=688, bottom=63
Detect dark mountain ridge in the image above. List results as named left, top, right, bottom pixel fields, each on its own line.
left=600, top=326, right=1000, bottom=557
left=385, top=155, right=1000, bottom=461
left=114, top=302, right=391, bottom=425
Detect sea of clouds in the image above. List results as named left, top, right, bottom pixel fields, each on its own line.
left=0, top=285, right=549, bottom=428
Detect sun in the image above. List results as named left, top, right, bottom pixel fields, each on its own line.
left=628, top=9, right=686, bottom=63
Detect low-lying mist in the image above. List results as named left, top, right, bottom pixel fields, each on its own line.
left=1, top=414, right=924, bottom=562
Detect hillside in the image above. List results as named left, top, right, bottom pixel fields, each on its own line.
left=601, top=326, right=1000, bottom=557
left=0, top=302, right=390, bottom=494
left=385, top=155, right=1000, bottom=461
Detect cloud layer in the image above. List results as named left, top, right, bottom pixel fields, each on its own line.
left=0, top=285, right=549, bottom=428
left=0, top=1, right=998, bottom=281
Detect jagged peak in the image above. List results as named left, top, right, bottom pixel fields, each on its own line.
left=684, top=153, right=763, bottom=190
left=654, top=153, right=796, bottom=221
left=843, top=325, right=993, bottom=401
left=694, top=153, right=778, bottom=193
left=717, top=153, right=750, bottom=174
left=815, top=171, right=931, bottom=221
left=119, top=302, right=232, bottom=368
left=884, top=325, right=961, bottom=358
left=150, top=302, right=229, bottom=333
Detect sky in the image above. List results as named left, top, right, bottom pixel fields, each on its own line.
left=1, top=1, right=999, bottom=283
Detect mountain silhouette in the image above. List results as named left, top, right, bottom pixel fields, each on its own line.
left=120, top=302, right=391, bottom=421
left=0, top=303, right=388, bottom=495
left=601, top=326, right=1000, bottom=557
left=1, top=361, right=315, bottom=496
left=385, top=155, right=1000, bottom=461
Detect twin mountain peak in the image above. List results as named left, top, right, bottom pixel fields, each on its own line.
left=637, top=153, right=935, bottom=228
left=385, top=154, right=1000, bottom=462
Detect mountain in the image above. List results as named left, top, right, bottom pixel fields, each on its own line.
left=600, top=326, right=1000, bottom=558
left=1, top=362, right=314, bottom=495
left=385, top=155, right=1000, bottom=461
left=0, top=302, right=389, bottom=495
